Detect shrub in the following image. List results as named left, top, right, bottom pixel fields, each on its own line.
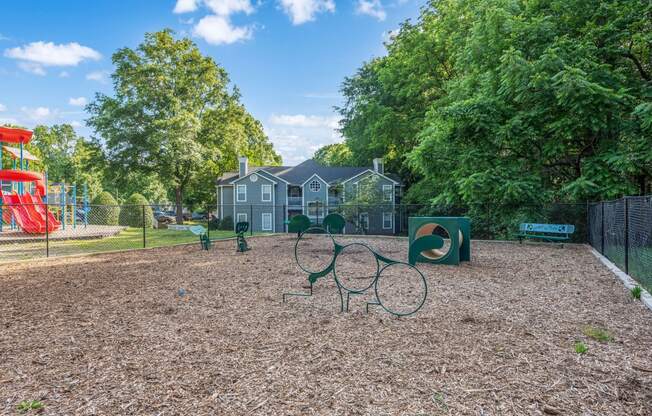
left=631, top=286, right=642, bottom=300
left=89, top=191, right=120, bottom=225
left=119, top=193, right=153, bottom=228
left=219, top=216, right=234, bottom=230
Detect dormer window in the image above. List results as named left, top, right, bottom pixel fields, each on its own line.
left=309, top=180, right=321, bottom=192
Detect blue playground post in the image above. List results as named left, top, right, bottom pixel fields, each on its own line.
left=83, top=183, right=88, bottom=226
left=72, top=183, right=77, bottom=228
left=60, top=183, right=66, bottom=230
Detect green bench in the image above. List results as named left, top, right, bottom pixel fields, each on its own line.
left=517, top=223, right=575, bottom=246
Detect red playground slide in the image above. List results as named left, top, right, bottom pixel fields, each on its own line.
left=23, top=193, right=60, bottom=231
left=1, top=193, right=43, bottom=233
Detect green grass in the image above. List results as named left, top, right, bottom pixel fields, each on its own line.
left=574, top=341, right=588, bottom=354
left=16, top=400, right=44, bottom=412
left=0, top=227, right=273, bottom=262
left=582, top=325, right=614, bottom=343
left=631, top=286, right=642, bottom=300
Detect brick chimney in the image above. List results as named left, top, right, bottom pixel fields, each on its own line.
left=373, top=158, right=384, bottom=174
left=239, top=156, right=248, bottom=178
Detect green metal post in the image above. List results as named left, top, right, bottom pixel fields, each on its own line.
left=207, top=209, right=210, bottom=240
left=72, top=184, right=77, bottom=229
left=250, top=204, right=253, bottom=236
left=142, top=205, right=146, bottom=248
left=624, top=197, right=629, bottom=275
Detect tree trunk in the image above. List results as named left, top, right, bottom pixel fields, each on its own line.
left=175, top=186, right=184, bottom=224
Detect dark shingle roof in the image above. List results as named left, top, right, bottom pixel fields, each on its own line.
left=216, top=159, right=401, bottom=186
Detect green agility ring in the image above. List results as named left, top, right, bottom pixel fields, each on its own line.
left=294, top=226, right=336, bottom=275
left=374, top=261, right=428, bottom=317
left=332, top=242, right=380, bottom=294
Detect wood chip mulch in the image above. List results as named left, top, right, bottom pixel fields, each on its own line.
left=1, top=236, right=651, bottom=415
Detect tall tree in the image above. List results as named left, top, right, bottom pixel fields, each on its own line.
left=87, top=30, right=280, bottom=222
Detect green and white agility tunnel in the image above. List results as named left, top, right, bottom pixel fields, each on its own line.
left=408, top=217, right=471, bottom=265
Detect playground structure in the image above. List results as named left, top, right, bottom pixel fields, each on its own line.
left=287, top=213, right=345, bottom=236
left=0, top=126, right=89, bottom=234
left=408, top=216, right=471, bottom=265
left=283, top=225, right=432, bottom=316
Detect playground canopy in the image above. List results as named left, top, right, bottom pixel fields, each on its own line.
left=2, top=145, right=39, bottom=161
left=0, top=126, right=33, bottom=144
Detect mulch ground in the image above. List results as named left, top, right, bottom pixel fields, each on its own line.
left=1, top=236, right=651, bottom=415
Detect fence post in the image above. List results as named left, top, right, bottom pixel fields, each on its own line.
left=142, top=205, right=146, bottom=248
left=601, top=202, right=605, bottom=254
left=250, top=204, right=253, bottom=236
left=624, top=197, right=629, bottom=275
left=207, top=210, right=210, bottom=240
left=45, top=201, right=49, bottom=258
left=283, top=204, right=286, bottom=232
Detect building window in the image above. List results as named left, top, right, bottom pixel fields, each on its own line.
left=359, top=212, right=369, bottom=230
left=236, top=184, right=247, bottom=202
left=261, top=184, right=272, bottom=202
left=262, top=213, right=272, bottom=231
left=309, top=180, right=321, bottom=192
left=383, top=185, right=393, bottom=202
left=383, top=212, right=393, bottom=229
left=237, top=213, right=247, bottom=223
left=307, top=201, right=325, bottom=219
left=250, top=173, right=258, bottom=182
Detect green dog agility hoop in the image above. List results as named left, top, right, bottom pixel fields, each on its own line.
left=283, top=226, right=430, bottom=317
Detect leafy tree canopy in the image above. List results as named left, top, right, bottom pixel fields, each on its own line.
left=87, top=30, right=280, bottom=221
left=326, top=0, right=651, bottom=208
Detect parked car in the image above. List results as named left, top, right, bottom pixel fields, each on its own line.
left=153, top=211, right=175, bottom=225
left=192, top=211, right=209, bottom=220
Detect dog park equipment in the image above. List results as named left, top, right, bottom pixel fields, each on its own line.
left=189, top=221, right=251, bottom=252
left=322, top=213, right=345, bottom=234
left=408, top=217, right=471, bottom=265
left=236, top=221, right=250, bottom=252
left=287, top=214, right=310, bottom=236
left=517, top=223, right=575, bottom=246
left=283, top=226, right=432, bottom=316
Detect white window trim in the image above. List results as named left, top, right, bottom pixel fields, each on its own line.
left=261, top=184, right=272, bottom=202
left=236, top=184, right=247, bottom=202
left=382, top=212, right=393, bottom=229
left=359, top=212, right=369, bottom=228
left=261, top=212, right=272, bottom=231
left=383, top=185, right=393, bottom=202
left=237, top=213, right=247, bottom=223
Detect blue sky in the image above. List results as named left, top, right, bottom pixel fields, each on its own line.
left=0, top=0, right=422, bottom=164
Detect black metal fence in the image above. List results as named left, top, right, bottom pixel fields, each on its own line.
left=1, top=201, right=593, bottom=263
left=588, top=196, right=652, bottom=292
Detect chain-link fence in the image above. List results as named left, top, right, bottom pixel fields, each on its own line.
left=0, top=202, right=239, bottom=262
left=588, top=196, right=652, bottom=292
left=1, top=201, right=592, bottom=263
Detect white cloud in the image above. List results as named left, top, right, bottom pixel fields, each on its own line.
left=18, top=62, right=46, bottom=76
left=204, top=0, right=254, bottom=16
left=174, top=0, right=199, bottom=13
left=86, top=70, right=110, bottom=83
left=0, top=33, right=10, bottom=41
left=356, top=0, right=386, bottom=21
left=266, top=113, right=342, bottom=163
left=278, top=0, right=335, bottom=25
left=4, top=41, right=101, bottom=67
left=59, top=71, right=70, bottom=78
left=69, top=97, right=88, bottom=106
left=270, top=114, right=339, bottom=129
left=21, top=106, right=53, bottom=121
left=70, top=121, right=83, bottom=128
left=0, top=104, right=6, bottom=112
left=193, top=15, right=253, bottom=45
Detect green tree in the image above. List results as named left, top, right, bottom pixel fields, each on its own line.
left=313, top=143, right=354, bottom=166
left=119, top=193, right=153, bottom=228
left=87, top=30, right=280, bottom=223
